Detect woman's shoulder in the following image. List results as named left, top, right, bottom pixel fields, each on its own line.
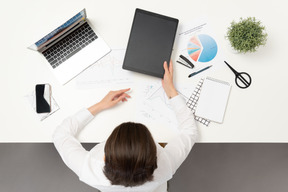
left=79, top=142, right=111, bottom=185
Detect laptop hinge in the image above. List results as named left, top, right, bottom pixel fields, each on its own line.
left=40, top=20, right=87, bottom=53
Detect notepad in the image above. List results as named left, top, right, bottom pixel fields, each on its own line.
left=195, top=77, right=231, bottom=123
left=187, top=78, right=210, bottom=126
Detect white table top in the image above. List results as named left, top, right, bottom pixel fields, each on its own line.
left=1, top=0, right=288, bottom=142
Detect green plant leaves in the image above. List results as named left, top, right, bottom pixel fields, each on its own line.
left=226, top=17, right=268, bottom=53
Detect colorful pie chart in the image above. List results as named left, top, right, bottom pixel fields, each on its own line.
left=187, top=34, right=218, bottom=63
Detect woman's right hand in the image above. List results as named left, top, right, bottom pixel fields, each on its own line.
left=88, top=88, right=131, bottom=116
left=161, top=61, right=178, bottom=99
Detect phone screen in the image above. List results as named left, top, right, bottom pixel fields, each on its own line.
left=35, top=84, right=51, bottom=113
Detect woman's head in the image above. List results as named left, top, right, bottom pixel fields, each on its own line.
left=104, top=122, right=157, bottom=187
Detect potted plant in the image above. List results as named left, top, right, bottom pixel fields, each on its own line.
left=226, top=17, right=268, bottom=53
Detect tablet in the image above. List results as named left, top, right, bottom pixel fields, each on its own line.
left=122, top=9, right=178, bottom=78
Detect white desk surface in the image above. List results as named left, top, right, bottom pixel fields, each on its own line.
left=1, top=0, right=288, bottom=142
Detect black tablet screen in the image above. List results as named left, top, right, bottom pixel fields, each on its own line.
left=123, top=9, right=178, bottom=78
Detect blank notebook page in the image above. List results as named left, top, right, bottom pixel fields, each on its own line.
left=195, top=77, right=231, bottom=123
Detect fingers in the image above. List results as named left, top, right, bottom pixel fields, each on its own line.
left=112, top=91, right=131, bottom=104
left=110, top=88, right=130, bottom=99
left=118, top=88, right=131, bottom=93
left=163, top=61, right=173, bottom=77
left=119, top=93, right=131, bottom=99
left=113, top=88, right=130, bottom=95
left=169, top=60, right=173, bottom=73
left=114, top=93, right=129, bottom=103
left=163, top=61, right=169, bottom=74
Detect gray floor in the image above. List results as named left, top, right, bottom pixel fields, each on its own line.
left=169, top=143, right=288, bottom=192
left=0, top=143, right=287, bottom=192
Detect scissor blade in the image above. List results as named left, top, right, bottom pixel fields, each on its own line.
left=224, top=61, right=238, bottom=74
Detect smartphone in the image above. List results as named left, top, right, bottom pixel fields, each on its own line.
left=35, top=84, right=51, bottom=113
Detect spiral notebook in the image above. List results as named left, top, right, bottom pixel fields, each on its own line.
left=195, top=77, right=231, bottom=123
left=186, top=78, right=211, bottom=126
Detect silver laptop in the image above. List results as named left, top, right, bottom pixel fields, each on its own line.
left=29, top=9, right=111, bottom=84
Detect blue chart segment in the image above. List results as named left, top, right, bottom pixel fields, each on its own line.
left=187, top=34, right=218, bottom=63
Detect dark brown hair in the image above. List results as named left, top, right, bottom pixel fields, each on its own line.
left=103, top=122, right=157, bottom=187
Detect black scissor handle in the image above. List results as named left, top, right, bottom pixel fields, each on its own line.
left=225, top=61, right=252, bottom=89
left=235, top=72, right=252, bottom=89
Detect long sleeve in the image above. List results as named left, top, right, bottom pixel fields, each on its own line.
left=164, top=95, right=198, bottom=174
left=52, top=109, right=94, bottom=176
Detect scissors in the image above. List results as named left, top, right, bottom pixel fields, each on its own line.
left=224, top=61, right=252, bottom=89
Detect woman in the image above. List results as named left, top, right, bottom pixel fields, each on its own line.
left=53, top=61, right=198, bottom=192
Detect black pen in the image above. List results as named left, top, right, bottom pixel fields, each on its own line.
left=188, top=65, right=212, bottom=78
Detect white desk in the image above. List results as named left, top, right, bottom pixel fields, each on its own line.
left=1, top=0, right=288, bottom=142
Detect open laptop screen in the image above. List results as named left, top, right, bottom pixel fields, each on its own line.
left=29, top=9, right=86, bottom=51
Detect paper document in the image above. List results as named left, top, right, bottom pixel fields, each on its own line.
left=25, top=91, right=60, bottom=121
left=195, top=77, right=231, bottom=123
left=175, top=17, right=224, bottom=74
left=76, top=49, right=133, bottom=89
left=135, top=80, right=192, bottom=131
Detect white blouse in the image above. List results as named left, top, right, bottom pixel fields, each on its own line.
left=53, top=95, right=198, bottom=192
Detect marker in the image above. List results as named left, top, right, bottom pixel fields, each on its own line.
left=188, top=65, right=212, bottom=78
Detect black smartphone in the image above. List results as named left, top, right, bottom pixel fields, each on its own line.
left=35, top=84, right=51, bottom=113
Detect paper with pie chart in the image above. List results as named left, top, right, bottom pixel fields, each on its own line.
left=176, top=17, right=224, bottom=73
left=187, top=34, right=218, bottom=63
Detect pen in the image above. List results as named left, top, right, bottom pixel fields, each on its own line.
left=188, top=65, right=212, bottom=78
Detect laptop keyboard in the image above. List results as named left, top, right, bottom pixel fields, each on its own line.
left=43, top=22, right=98, bottom=69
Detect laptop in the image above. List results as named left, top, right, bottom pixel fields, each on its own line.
left=122, top=9, right=178, bottom=78
left=29, top=9, right=111, bottom=84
